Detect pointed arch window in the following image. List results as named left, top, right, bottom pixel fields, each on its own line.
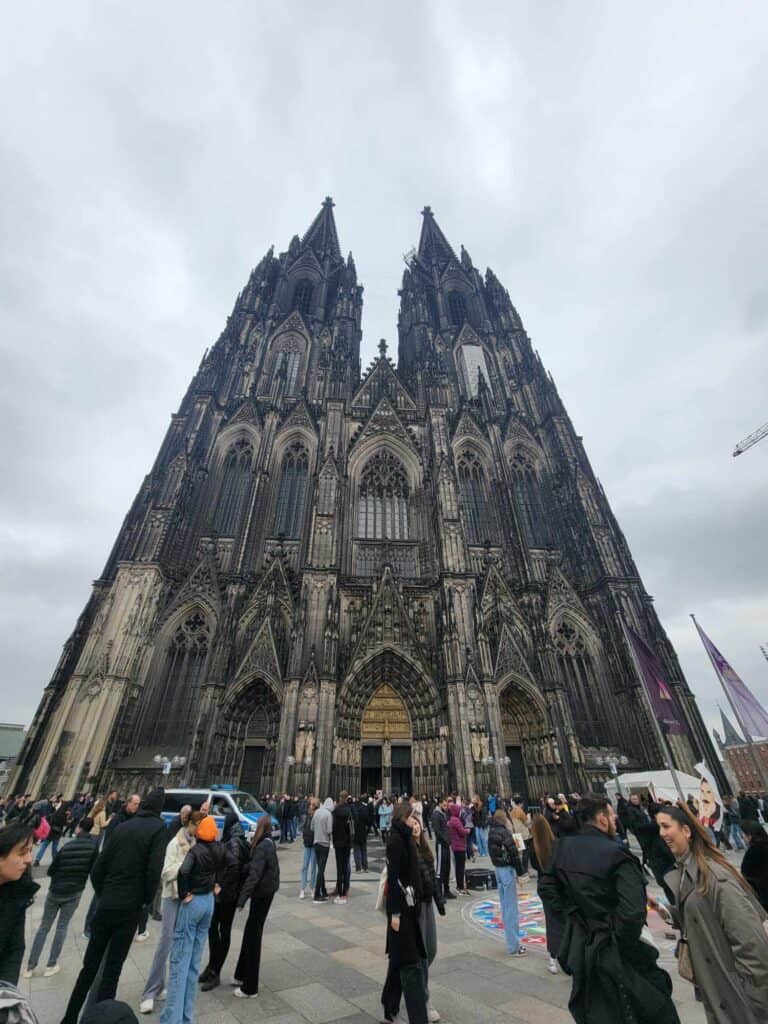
left=274, top=441, right=309, bottom=538
left=293, top=279, right=314, bottom=315
left=510, top=452, right=547, bottom=547
left=214, top=439, right=254, bottom=535
left=554, top=619, right=604, bottom=747
left=275, top=350, right=300, bottom=395
left=448, top=290, right=467, bottom=326
left=356, top=450, right=410, bottom=540
left=458, top=451, right=493, bottom=545
left=144, top=611, right=210, bottom=745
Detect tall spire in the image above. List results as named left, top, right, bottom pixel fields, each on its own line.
left=417, top=205, right=458, bottom=271
left=301, top=196, right=342, bottom=261
left=719, top=705, right=744, bottom=746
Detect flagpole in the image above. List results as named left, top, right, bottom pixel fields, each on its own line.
left=691, top=614, right=768, bottom=792
left=620, top=619, right=686, bottom=802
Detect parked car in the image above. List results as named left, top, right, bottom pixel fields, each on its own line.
left=161, top=785, right=280, bottom=841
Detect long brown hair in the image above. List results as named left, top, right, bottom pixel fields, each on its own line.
left=250, top=814, right=272, bottom=850
left=660, top=802, right=754, bottom=897
left=531, top=813, right=555, bottom=871
left=510, top=805, right=527, bottom=824
left=90, top=800, right=105, bottom=818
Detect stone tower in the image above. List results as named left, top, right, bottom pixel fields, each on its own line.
left=10, top=201, right=725, bottom=801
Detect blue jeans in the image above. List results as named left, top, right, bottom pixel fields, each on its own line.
left=475, top=827, right=489, bottom=857
left=730, top=824, right=746, bottom=850
left=300, top=846, right=317, bottom=891
left=495, top=866, right=521, bottom=953
left=161, top=893, right=214, bottom=1024
left=34, top=837, right=60, bottom=865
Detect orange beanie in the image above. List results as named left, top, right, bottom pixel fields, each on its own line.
left=196, top=815, right=218, bottom=842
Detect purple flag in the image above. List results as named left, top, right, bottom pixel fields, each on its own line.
left=624, top=623, right=687, bottom=735
left=694, top=619, right=768, bottom=740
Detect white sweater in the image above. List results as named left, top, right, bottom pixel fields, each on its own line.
left=161, top=829, right=195, bottom=900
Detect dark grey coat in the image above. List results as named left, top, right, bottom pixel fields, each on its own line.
left=665, top=858, right=768, bottom=1024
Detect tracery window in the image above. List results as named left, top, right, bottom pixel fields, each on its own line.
left=448, top=290, right=467, bottom=326
left=460, top=345, right=490, bottom=397
left=293, top=279, right=314, bottom=314
left=457, top=451, right=493, bottom=545
left=510, top=452, right=547, bottom=547
left=275, top=350, right=300, bottom=395
left=274, top=441, right=309, bottom=538
left=554, top=620, right=604, bottom=747
left=145, top=612, right=210, bottom=745
left=356, top=450, right=409, bottom=540
left=214, top=439, right=253, bottom=535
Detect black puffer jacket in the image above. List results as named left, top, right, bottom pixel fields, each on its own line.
left=488, top=819, right=522, bottom=872
left=177, top=840, right=229, bottom=899
left=238, top=836, right=280, bottom=906
left=49, top=835, right=99, bottom=897
left=218, top=826, right=250, bottom=904
left=332, top=802, right=353, bottom=849
left=0, top=872, right=39, bottom=985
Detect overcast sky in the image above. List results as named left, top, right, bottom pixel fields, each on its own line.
left=1, top=4, right=767, bottom=753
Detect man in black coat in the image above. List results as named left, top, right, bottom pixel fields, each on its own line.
left=331, top=792, right=354, bottom=902
left=352, top=795, right=369, bottom=872
left=61, top=788, right=167, bottom=1024
left=430, top=797, right=453, bottom=899
left=539, top=794, right=680, bottom=1024
left=623, top=795, right=675, bottom=901
left=25, top=818, right=99, bottom=976
left=101, top=794, right=140, bottom=844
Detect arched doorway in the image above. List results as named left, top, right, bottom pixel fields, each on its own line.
left=361, top=684, right=412, bottom=795
left=217, top=677, right=281, bottom=797
left=499, top=677, right=558, bottom=800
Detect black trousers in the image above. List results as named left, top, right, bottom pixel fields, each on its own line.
left=62, top=906, right=140, bottom=1024
left=353, top=841, right=368, bottom=871
left=235, top=895, right=274, bottom=995
left=207, top=900, right=238, bottom=974
left=435, top=841, right=451, bottom=896
left=454, top=850, right=466, bottom=890
left=381, top=958, right=428, bottom=1024
left=314, top=845, right=329, bottom=900
left=335, top=845, right=351, bottom=896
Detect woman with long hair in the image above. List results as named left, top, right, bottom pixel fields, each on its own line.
left=657, top=802, right=768, bottom=1022
left=509, top=804, right=532, bottom=879
left=299, top=797, right=320, bottom=899
left=89, top=800, right=108, bottom=838
left=378, top=797, right=393, bottom=845
left=530, top=813, right=562, bottom=975
left=0, top=821, right=38, bottom=985
left=381, top=802, right=428, bottom=1024
left=233, top=814, right=280, bottom=998
left=488, top=809, right=526, bottom=957
left=471, top=796, right=488, bottom=858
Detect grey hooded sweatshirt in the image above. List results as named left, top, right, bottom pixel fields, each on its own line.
left=312, top=798, right=334, bottom=847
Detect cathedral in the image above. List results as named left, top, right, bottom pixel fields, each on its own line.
left=11, top=199, right=723, bottom=802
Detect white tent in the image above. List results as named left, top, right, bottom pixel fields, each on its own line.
left=605, top=769, right=702, bottom=805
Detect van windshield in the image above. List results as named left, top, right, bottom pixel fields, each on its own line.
left=230, top=792, right=265, bottom=814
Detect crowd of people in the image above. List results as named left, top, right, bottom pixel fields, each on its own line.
left=1, top=784, right=767, bottom=1024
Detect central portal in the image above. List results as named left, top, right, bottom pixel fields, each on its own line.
left=361, top=683, right=413, bottom=796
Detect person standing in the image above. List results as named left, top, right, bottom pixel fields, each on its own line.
left=530, top=814, right=562, bottom=974
left=724, top=798, right=746, bottom=851
left=471, top=797, right=489, bottom=858
left=160, top=815, right=225, bottom=1024
left=447, top=804, right=468, bottom=896
left=658, top=804, right=768, bottom=1022
left=509, top=805, right=532, bottom=876
left=62, top=789, right=167, bottom=1024
left=299, top=798, right=319, bottom=899
left=381, top=803, right=428, bottom=1024
left=0, top=822, right=38, bottom=985
left=233, top=816, right=280, bottom=999
left=102, top=795, right=141, bottom=845
left=430, top=798, right=453, bottom=900
left=740, top=820, right=768, bottom=910
left=311, top=798, right=333, bottom=903
left=33, top=800, right=68, bottom=867
left=353, top=794, right=369, bottom=873
left=139, top=811, right=202, bottom=1014
left=200, top=814, right=249, bottom=992
left=488, top=809, right=526, bottom=958
left=90, top=800, right=109, bottom=840
left=379, top=797, right=393, bottom=846
left=624, top=794, right=675, bottom=901
left=331, top=792, right=353, bottom=904
left=24, top=817, right=98, bottom=978
left=539, top=794, right=679, bottom=1024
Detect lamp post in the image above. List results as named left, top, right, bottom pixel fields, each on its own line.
left=153, top=754, right=186, bottom=785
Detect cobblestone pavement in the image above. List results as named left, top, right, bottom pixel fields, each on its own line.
left=23, top=835, right=706, bottom=1024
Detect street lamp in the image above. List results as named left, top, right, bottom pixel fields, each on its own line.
left=153, top=754, right=186, bottom=777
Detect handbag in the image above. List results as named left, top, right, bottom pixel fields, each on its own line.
left=34, top=816, right=50, bottom=841
left=374, top=866, right=388, bottom=914
left=676, top=935, right=695, bottom=983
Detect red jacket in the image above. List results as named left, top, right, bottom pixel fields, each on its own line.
left=447, top=805, right=467, bottom=852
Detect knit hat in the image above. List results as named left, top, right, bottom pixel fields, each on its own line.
left=141, top=788, right=165, bottom=815
left=196, top=815, right=218, bottom=842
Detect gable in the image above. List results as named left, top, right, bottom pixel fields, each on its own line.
left=348, top=396, right=420, bottom=461
left=352, top=356, right=417, bottom=413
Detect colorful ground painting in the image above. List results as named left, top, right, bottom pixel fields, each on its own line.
left=466, top=891, right=548, bottom=948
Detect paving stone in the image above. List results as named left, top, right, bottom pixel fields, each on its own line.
left=280, top=982, right=360, bottom=1023
left=496, top=995, right=573, bottom=1023
left=295, top=926, right=355, bottom=953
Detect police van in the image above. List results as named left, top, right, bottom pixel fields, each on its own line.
left=161, top=785, right=280, bottom=842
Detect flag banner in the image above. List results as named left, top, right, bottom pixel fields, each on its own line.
left=694, top=619, right=768, bottom=740
left=624, top=623, right=687, bottom=735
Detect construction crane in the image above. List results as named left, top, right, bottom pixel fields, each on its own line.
left=733, top=420, right=768, bottom=457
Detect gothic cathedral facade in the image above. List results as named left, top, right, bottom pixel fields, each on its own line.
left=11, top=200, right=722, bottom=801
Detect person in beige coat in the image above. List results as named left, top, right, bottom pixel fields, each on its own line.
left=657, top=803, right=768, bottom=1024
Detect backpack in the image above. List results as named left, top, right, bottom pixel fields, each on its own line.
left=34, top=817, right=50, bottom=841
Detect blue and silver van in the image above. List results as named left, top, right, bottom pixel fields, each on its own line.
left=161, top=785, right=280, bottom=842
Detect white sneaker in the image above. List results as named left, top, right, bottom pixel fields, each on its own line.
left=333, top=896, right=347, bottom=904
left=157, top=990, right=167, bottom=1001
left=136, top=931, right=149, bottom=942
left=233, top=988, right=257, bottom=999
left=22, top=968, right=34, bottom=980
left=43, top=964, right=61, bottom=977
left=428, top=1006, right=441, bottom=1022
left=139, top=999, right=154, bottom=1014
left=299, top=889, right=305, bottom=899
left=548, top=956, right=559, bottom=974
